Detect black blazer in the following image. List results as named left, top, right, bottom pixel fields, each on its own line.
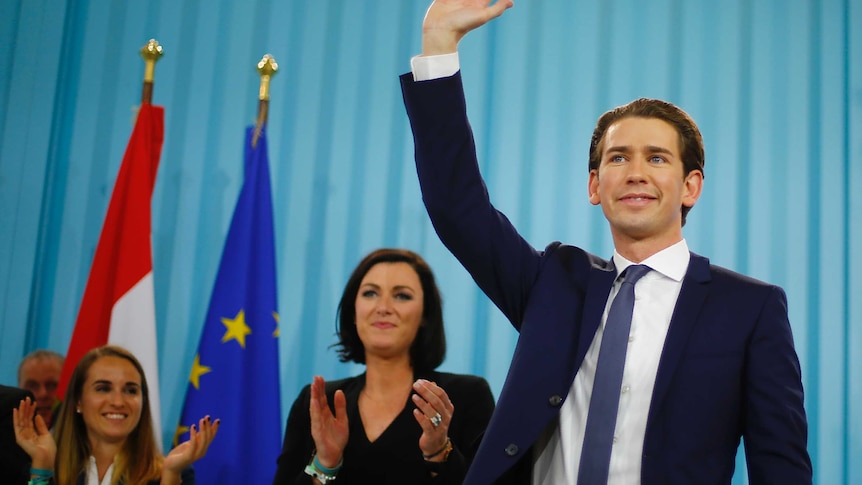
left=400, top=71, right=812, bottom=485
left=273, top=371, right=495, bottom=484
left=0, top=385, right=33, bottom=485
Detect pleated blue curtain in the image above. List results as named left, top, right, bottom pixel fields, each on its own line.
left=1, top=1, right=859, bottom=483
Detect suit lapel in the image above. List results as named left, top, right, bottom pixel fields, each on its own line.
left=647, top=253, right=711, bottom=422
left=576, top=264, right=617, bottom=366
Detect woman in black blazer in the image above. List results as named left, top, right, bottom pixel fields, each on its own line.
left=273, top=248, right=495, bottom=484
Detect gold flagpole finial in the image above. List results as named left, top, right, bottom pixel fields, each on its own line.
left=253, top=54, right=278, bottom=147
left=140, top=39, right=164, bottom=104
left=257, top=54, right=278, bottom=101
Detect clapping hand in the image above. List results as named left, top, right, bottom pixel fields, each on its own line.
left=412, top=379, right=455, bottom=461
left=13, top=397, right=56, bottom=469
left=309, top=376, right=349, bottom=469
left=163, top=415, right=220, bottom=483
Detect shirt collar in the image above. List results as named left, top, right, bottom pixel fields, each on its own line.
left=86, top=455, right=115, bottom=485
left=612, top=239, right=690, bottom=282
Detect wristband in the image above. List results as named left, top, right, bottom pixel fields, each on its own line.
left=29, top=467, right=53, bottom=484
left=30, top=468, right=53, bottom=478
left=313, top=454, right=342, bottom=475
left=304, top=454, right=342, bottom=483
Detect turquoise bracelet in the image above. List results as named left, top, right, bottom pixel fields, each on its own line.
left=30, top=468, right=53, bottom=478
left=312, top=454, right=343, bottom=475
left=29, top=467, right=53, bottom=485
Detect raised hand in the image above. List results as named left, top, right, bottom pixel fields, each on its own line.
left=309, top=376, right=349, bottom=469
left=12, top=397, right=56, bottom=469
left=422, top=0, right=514, bottom=55
left=163, top=415, right=220, bottom=482
left=411, top=379, right=455, bottom=461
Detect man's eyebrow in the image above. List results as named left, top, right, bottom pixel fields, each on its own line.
left=605, top=145, right=675, bottom=155
left=645, top=145, right=674, bottom=155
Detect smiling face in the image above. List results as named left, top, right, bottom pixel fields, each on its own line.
left=588, top=116, right=703, bottom=254
left=77, top=355, right=143, bottom=448
left=354, top=262, right=425, bottom=362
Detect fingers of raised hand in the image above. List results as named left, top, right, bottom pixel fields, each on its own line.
left=13, top=398, right=36, bottom=437
left=188, top=416, right=218, bottom=460
left=310, top=376, right=333, bottom=413
left=14, top=397, right=35, bottom=424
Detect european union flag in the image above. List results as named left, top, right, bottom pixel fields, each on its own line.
left=177, top=125, right=281, bottom=484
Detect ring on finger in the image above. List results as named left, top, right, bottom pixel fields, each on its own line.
left=430, top=412, right=442, bottom=428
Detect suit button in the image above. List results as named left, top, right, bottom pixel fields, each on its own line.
left=505, top=444, right=519, bottom=456
left=548, top=395, right=563, bottom=407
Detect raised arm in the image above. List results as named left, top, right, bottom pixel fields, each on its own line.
left=421, top=0, right=513, bottom=55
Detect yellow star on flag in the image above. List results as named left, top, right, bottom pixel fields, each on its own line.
left=272, top=311, right=280, bottom=338
left=222, top=309, right=252, bottom=348
left=188, top=354, right=211, bottom=390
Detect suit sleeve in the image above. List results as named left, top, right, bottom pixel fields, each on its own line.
left=400, top=72, right=547, bottom=329
left=743, top=286, right=812, bottom=483
left=272, top=386, right=315, bottom=485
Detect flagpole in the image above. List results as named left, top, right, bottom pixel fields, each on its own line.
left=140, top=39, right=164, bottom=104
left=253, top=54, right=278, bottom=147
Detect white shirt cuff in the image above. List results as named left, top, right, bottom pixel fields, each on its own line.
left=410, top=52, right=460, bottom=81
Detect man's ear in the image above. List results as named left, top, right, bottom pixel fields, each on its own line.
left=682, top=169, right=704, bottom=207
left=588, top=170, right=601, bottom=205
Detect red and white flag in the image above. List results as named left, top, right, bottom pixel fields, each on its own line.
left=58, top=103, right=164, bottom=440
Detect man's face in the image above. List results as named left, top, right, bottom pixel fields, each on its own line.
left=19, top=357, right=63, bottom=427
left=588, top=116, right=702, bottom=250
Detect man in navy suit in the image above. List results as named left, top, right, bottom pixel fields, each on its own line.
left=399, top=1, right=811, bottom=484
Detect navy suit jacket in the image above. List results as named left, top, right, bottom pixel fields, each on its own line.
left=400, top=72, right=811, bottom=485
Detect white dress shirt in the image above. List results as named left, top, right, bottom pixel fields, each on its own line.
left=533, top=241, right=689, bottom=484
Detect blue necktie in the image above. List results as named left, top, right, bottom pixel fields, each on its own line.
left=577, top=264, right=651, bottom=485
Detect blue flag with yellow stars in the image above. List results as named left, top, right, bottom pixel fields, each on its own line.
left=177, top=125, right=281, bottom=484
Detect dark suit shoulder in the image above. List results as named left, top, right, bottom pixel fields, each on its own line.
left=690, top=252, right=783, bottom=293
left=711, top=264, right=778, bottom=287
left=0, top=385, right=31, bottom=408
left=540, top=241, right=610, bottom=270
left=708, top=263, right=785, bottom=300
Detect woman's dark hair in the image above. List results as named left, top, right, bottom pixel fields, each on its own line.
left=334, top=248, right=446, bottom=372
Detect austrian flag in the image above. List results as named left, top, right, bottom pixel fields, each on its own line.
left=58, top=103, right=165, bottom=438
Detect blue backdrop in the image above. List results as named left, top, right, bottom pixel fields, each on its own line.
left=1, top=1, right=859, bottom=483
